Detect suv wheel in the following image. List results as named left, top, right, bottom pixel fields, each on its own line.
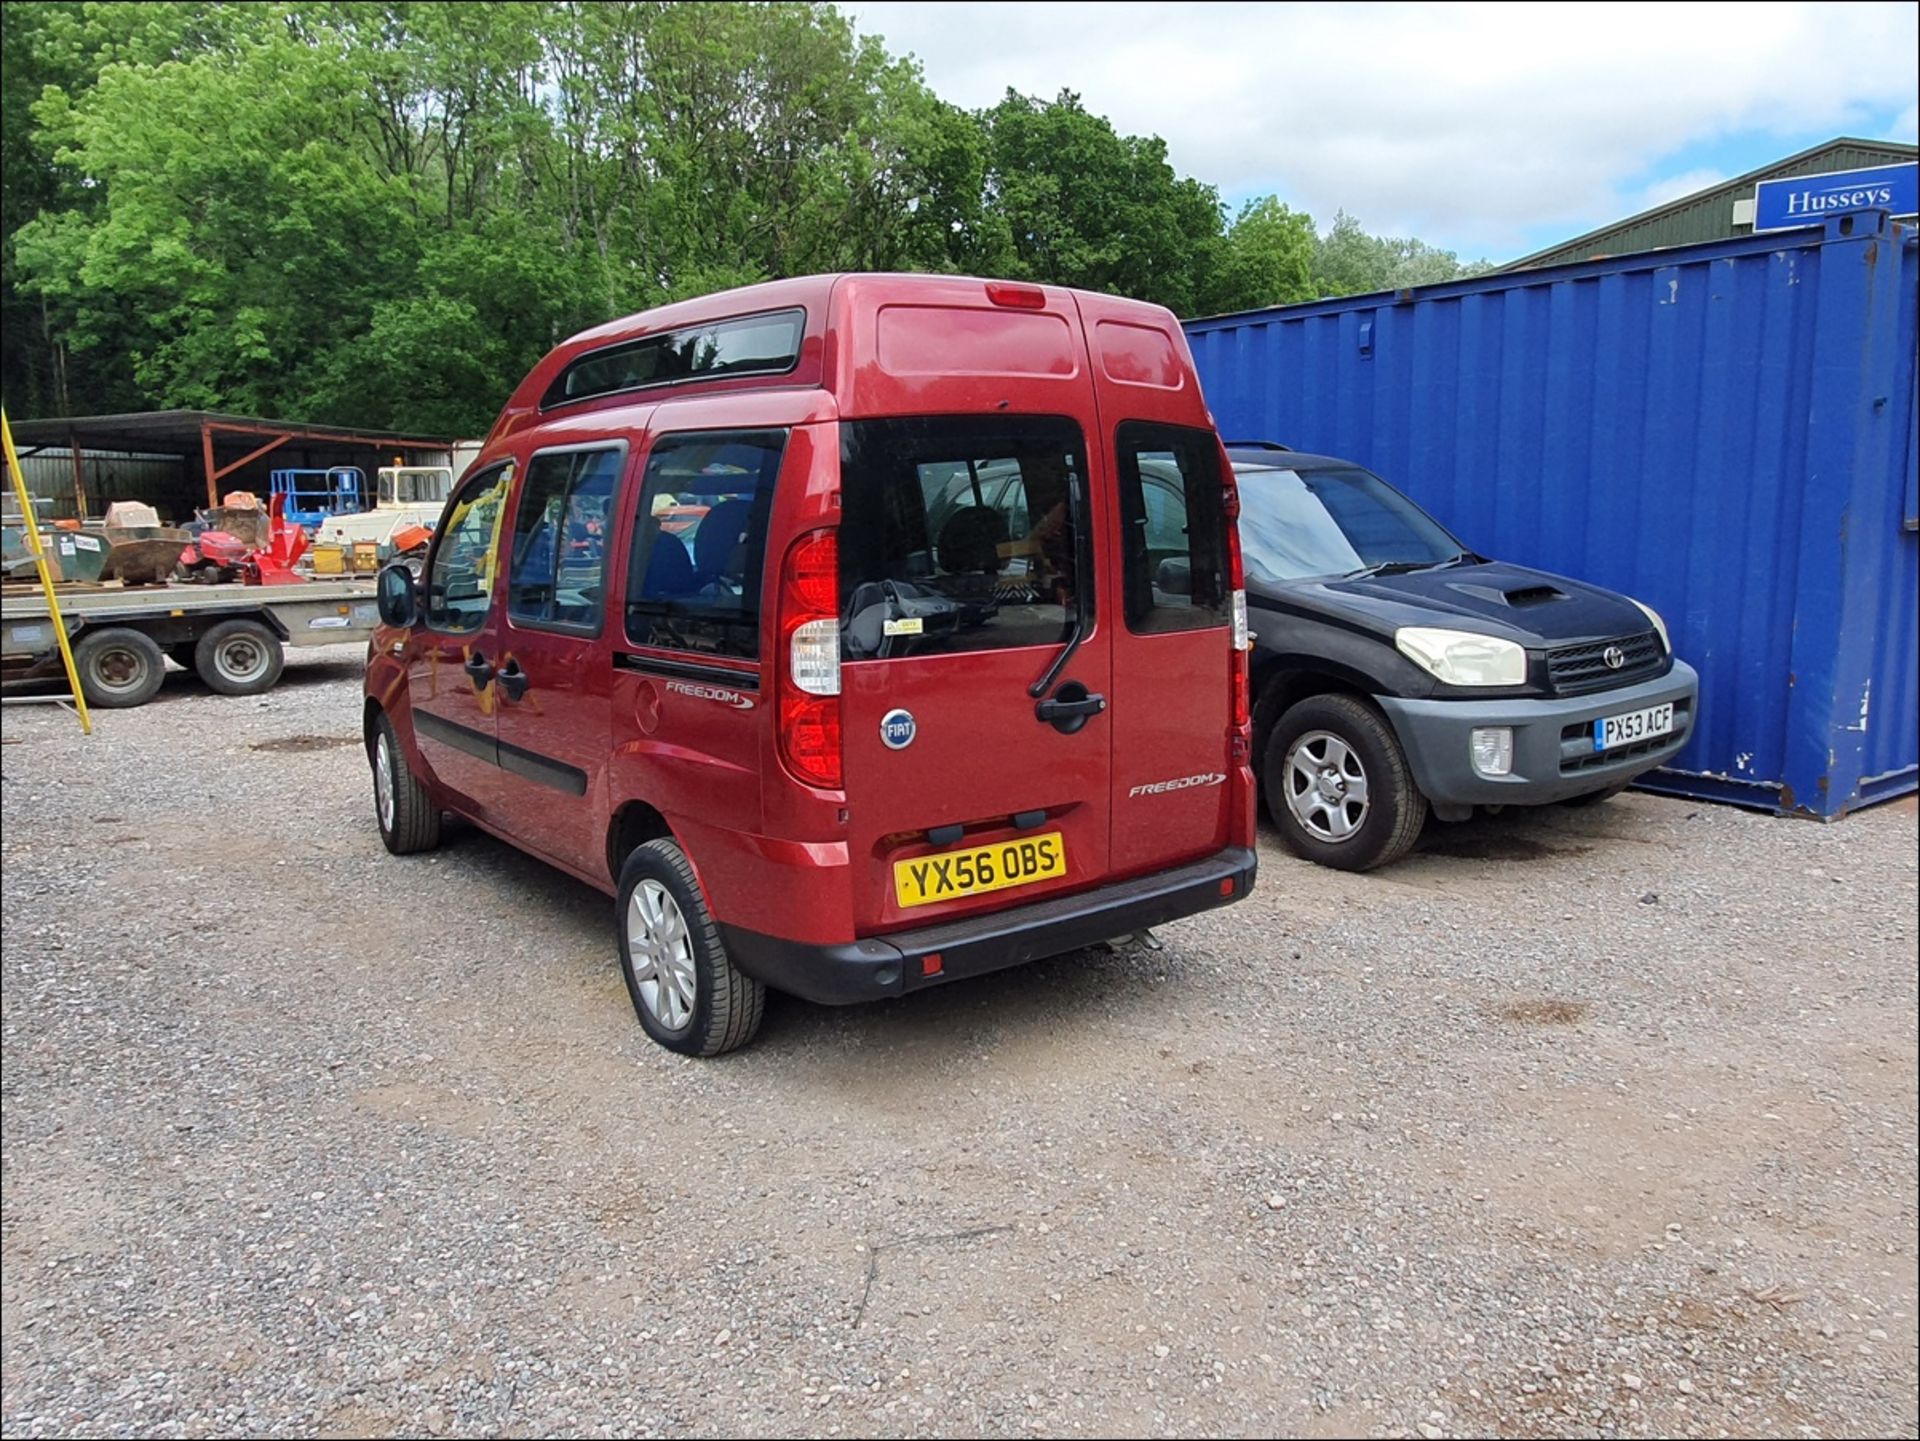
left=617, top=839, right=764, bottom=1057
left=369, top=711, right=441, bottom=854
left=1265, top=693, right=1426, bottom=871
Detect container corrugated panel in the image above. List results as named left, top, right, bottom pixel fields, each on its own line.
left=1187, top=213, right=1919, bottom=818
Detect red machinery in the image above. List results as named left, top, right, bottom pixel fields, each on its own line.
left=178, top=494, right=310, bottom=585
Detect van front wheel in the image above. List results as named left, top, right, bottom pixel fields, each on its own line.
left=617, top=839, right=764, bottom=1057
left=1265, top=693, right=1426, bottom=871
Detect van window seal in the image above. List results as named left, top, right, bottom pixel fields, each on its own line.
left=614, top=651, right=762, bottom=690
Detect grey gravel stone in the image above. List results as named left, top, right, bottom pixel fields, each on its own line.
left=2, top=646, right=1916, bottom=1438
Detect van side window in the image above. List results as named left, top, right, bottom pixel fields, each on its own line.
left=838, top=416, right=1088, bottom=660
left=424, top=462, right=513, bottom=632
left=623, top=430, right=786, bottom=658
left=507, top=446, right=623, bottom=632
left=1115, top=422, right=1230, bottom=634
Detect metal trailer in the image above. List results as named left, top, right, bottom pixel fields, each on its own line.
left=1185, top=210, right=1918, bottom=820
left=1, top=578, right=377, bottom=709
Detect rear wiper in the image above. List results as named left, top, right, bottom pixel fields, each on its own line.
left=1028, top=464, right=1090, bottom=699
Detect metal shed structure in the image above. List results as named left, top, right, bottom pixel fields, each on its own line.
left=1503, top=137, right=1917, bottom=270
left=5, top=410, right=454, bottom=522
left=1186, top=211, right=1918, bottom=820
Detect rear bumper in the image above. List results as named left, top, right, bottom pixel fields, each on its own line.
left=720, top=846, right=1258, bottom=1006
left=1377, top=660, right=1699, bottom=808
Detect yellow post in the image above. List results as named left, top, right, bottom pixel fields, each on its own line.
left=1, top=408, right=93, bottom=734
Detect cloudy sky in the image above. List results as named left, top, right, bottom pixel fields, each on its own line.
left=841, top=1, right=1919, bottom=263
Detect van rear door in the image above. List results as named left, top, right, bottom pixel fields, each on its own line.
left=835, top=409, right=1113, bottom=935
left=1077, top=294, right=1239, bottom=872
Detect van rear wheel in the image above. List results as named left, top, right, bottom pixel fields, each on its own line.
left=1265, top=693, right=1426, bottom=871
left=617, top=839, right=764, bottom=1057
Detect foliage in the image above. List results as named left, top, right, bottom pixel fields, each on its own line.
left=1, top=1, right=1487, bottom=432
left=1310, top=209, right=1492, bottom=298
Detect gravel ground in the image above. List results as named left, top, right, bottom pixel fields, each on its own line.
left=3, top=645, right=1916, bottom=1439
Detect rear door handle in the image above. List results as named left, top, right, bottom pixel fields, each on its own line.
left=462, top=652, right=494, bottom=690
left=1036, top=680, right=1106, bottom=734
left=497, top=658, right=530, bottom=702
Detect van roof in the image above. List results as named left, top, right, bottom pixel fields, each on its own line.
left=483, top=272, right=1188, bottom=448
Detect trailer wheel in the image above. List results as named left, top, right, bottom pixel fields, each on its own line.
left=73, top=627, right=167, bottom=709
left=194, top=618, right=285, bottom=696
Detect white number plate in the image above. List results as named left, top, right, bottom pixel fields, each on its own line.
left=1594, top=702, right=1674, bottom=751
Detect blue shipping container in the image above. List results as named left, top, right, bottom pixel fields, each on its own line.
left=1186, top=211, right=1919, bottom=819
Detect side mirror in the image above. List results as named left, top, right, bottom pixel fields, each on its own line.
left=1156, top=556, right=1192, bottom=596
left=376, top=562, right=418, bottom=627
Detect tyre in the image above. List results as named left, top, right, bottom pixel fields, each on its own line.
left=1265, top=692, right=1427, bottom=871
left=617, top=838, right=764, bottom=1057
left=73, top=627, right=166, bottom=709
left=369, top=710, right=441, bottom=855
left=193, top=618, right=284, bottom=696
left=1560, top=782, right=1629, bottom=808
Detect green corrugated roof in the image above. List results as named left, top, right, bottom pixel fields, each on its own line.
left=1502, top=137, right=1919, bottom=271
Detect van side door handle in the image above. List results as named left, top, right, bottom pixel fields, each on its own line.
left=497, top=658, right=530, bottom=702
left=1035, top=680, right=1106, bottom=735
left=462, top=652, right=495, bottom=690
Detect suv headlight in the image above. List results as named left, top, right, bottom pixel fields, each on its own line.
left=1629, top=597, right=1670, bottom=653
left=1395, top=627, right=1527, bottom=687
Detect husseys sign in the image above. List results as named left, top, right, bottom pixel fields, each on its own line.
left=1752, top=162, right=1918, bottom=232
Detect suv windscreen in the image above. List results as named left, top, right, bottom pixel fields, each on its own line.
left=838, top=416, right=1088, bottom=660
left=1235, top=465, right=1462, bottom=583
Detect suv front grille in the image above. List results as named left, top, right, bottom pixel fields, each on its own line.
left=1546, top=630, right=1665, bottom=695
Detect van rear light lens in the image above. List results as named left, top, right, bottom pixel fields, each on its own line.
left=1221, top=445, right=1252, bottom=735
left=779, top=528, right=842, bottom=789
left=985, top=281, right=1047, bottom=309
left=786, top=530, right=838, bottom=614
left=789, top=617, right=840, bottom=696
left=781, top=691, right=842, bottom=786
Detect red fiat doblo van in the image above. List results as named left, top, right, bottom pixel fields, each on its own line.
left=364, top=274, right=1257, bottom=1055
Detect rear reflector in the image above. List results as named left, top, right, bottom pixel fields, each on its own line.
left=1219, top=878, right=1235, bottom=898
left=921, top=953, right=944, bottom=977
left=985, top=281, right=1047, bottom=310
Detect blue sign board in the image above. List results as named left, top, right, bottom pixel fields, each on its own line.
left=1753, top=162, right=1918, bottom=232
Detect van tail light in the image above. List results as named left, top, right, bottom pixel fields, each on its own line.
left=778, top=528, right=842, bottom=789
left=1221, top=447, right=1252, bottom=745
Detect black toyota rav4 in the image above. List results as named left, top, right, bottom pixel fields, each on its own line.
left=1221, top=444, right=1698, bottom=870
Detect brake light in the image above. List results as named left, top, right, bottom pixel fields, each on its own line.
left=1222, top=449, right=1252, bottom=735
left=985, top=281, right=1047, bottom=310
left=779, top=528, right=842, bottom=788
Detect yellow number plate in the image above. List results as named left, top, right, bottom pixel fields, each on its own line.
left=893, top=832, right=1068, bottom=909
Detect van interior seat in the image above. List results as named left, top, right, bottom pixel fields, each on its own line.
left=641, top=528, right=698, bottom=599
left=937, top=505, right=1006, bottom=576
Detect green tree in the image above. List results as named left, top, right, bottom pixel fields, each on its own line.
left=978, top=89, right=1223, bottom=315
left=1311, top=209, right=1491, bottom=297
left=1200, top=196, right=1317, bottom=314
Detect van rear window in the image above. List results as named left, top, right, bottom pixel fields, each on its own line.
left=543, top=309, right=804, bottom=410
left=838, top=416, right=1088, bottom=660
